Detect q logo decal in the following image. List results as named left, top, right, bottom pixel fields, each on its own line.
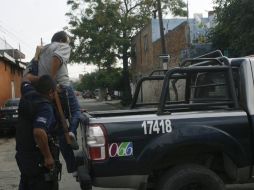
left=109, top=142, right=133, bottom=157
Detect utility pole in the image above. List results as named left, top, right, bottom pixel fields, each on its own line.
left=157, top=0, right=166, bottom=55
left=157, top=0, right=169, bottom=69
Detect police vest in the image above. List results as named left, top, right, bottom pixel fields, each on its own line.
left=15, top=94, right=50, bottom=153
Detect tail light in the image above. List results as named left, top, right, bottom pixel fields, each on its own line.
left=86, top=124, right=108, bottom=160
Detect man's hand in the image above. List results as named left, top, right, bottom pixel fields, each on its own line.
left=34, top=45, right=42, bottom=61
left=23, top=73, right=39, bottom=83
left=56, top=84, right=62, bottom=93
left=34, top=128, right=55, bottom=170
left=44, top=155, right=55, bottom=170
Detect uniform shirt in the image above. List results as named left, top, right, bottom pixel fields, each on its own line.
left=21, top=81, right=56, bottom=134
left=38, top=42, right=71, bottom=86
left=16, top=82, right=58, bottom=177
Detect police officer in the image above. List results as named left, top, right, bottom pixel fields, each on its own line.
left=15, top=74, right=58, bottom=190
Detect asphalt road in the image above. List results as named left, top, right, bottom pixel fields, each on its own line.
left=1, top=97, right=254, bottom=190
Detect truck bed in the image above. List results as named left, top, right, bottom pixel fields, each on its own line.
left=88, top=107, right=157, bottom=117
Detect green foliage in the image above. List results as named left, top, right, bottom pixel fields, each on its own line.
left=67, top=0, right=153, bottom=66
left=66, top=0, right=187, bottom=105
left=211, top=0, right=254, bottom=56
left=79, top=72, right=98, bottom=91
left=78, top=68, right=123, bottom=92
left=66, top=0, right=187, bottom=65
left=161, top=0, right=187, bottom=17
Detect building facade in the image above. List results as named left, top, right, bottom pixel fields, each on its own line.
left=131, top=13, right=215, bottom=102
left=0, top=38, right=25, bottom=107
left=131, top=18, right=188, bottom=80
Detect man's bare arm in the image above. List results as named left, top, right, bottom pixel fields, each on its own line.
left=51, top=56, right=62, bottom=80
left=23, top=73, right=39, bottom=83
left=33, top=128, right=54, bottom=169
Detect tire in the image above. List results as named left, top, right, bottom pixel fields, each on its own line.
left=157, top=164, right=225, bottom=190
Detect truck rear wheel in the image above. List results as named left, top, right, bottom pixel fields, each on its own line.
left=157, top=164, right=225, bottom=190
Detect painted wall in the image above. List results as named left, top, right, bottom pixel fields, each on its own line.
left=0, top=59, right=23, bottom=107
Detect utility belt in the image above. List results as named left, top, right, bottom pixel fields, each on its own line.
left=16, top=136, right=62, bottom=182
left=43, top=136, right=62, bottom=182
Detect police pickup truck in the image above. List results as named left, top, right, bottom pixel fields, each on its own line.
left=76, top=51, right=254, bottom=190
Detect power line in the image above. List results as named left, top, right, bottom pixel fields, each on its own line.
left=0, top=21, right=34, bottom=50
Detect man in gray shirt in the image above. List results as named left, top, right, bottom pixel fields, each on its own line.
left=38, top=31, right=80, bottom=176
left=38, top=38, right=70, bottom=86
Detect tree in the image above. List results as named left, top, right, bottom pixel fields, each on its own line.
left=66, top=0, right=187, bottom=105
left=211, top=0, right=254, bottom=56
left=78, top=72, right=98, bottom=91
left=77, top=68, right=123, bottom=94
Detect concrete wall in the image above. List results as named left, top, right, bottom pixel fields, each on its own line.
left=135, top=80, right=164, bottom=104
left=131, top=22, right=155, bottom=80
left=0, top=59, right=23, bottom=107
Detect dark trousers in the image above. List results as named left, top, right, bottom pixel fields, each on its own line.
left=59, top=85, right=81, bottom=136
left=18, top=173, right=58, bottom=190
left=16, top=152, right=58, bottom=190
left=59, top=134, right=77, bottom=173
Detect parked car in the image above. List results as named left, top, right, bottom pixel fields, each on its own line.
left=82, top=90, right=95, bottom=99
left=0, top=98, right=20, bottom=133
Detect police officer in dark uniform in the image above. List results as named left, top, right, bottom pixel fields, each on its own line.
left=15, top=74, right=58, bottom=190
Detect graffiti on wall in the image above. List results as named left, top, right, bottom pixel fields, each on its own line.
left=189, top=13, right=215, bottom=44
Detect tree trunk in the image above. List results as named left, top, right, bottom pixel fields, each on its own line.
left=121, top=32, right=132, bottom=105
